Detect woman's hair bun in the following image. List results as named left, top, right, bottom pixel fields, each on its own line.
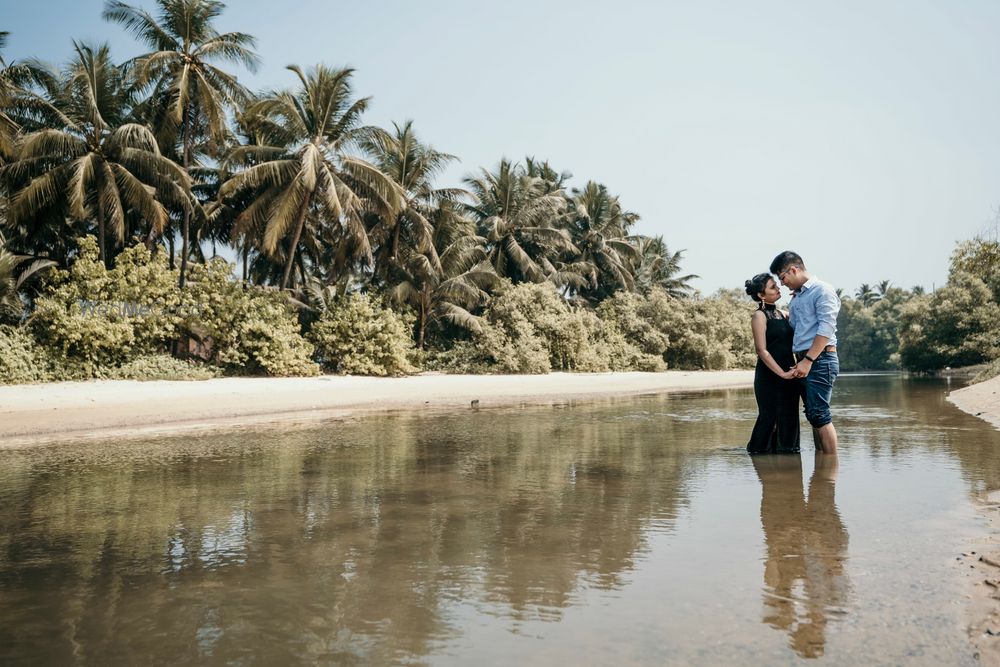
left=744, top=273, right=771, bottom=302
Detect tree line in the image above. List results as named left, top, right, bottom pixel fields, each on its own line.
left=1, top=0, right=752, bottom=382
left=836, top=233, right=1000, bottom=379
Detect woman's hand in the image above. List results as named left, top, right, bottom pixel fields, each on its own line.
left=779, top=369, right=797, bottom=380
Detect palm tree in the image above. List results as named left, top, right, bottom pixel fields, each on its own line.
left=4, top=42, right=190, bottom=265
left=855, top=283, right=878, bottom=307
left=567, top=181, right=640, bottom=302
left=0, top=34, right=59, bottom=162
left=390, top=202, right=498, bottom=348
left=463, top=159, right=575, bottom=284
left=0, top=231, right=55, bottom=322
left=360, top=120, right=463, bottom=281
left=876, top=279, right=891, bottom=299
left=103, top=0, right=259, bottom=287
left=633, top=235, right=697, bottom=297
left=221, top=64, right=403, bottom=290
left=0, top=31, right=20, bottom=160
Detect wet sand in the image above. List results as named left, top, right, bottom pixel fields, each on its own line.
left=950, top=375, right=1000, bottom=661
left=949, top=375, right=1000, bottom=431
left=957, top=498, right=1000, bottom=665
left=0, top=370, right=753, bottom=447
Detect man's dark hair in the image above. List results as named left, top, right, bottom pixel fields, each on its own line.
left=769, top=251, right=805, bottom=275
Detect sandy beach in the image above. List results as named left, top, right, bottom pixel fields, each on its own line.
left=949, top=375, right=1000, bottom=431
left=949, top=375, right=1000, bottom=661
left=0, top=370, right=754, bottom=447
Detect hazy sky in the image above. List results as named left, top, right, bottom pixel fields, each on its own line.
left=4, top=0, right=999, bottom=294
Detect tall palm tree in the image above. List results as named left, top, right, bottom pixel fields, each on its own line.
left=103, top=0, right=259, bottom=287
left=4, top=42, right=190, bottom=265
left=221, top=64, right=403, bottom=290
left=567, top=181, right=640, bottom=302
left=463, top=159, right=575, bottom=284
left=390, top=201, right=498, bottom=349
left=633, top=235, right=697, bottom=297
left=0, top=34, right=59, bottom=163
left=0, top=31, right=20, bottom=160
left=876, top=279, right=892, bottom=299
left=360, top=120, right=463, bottom=280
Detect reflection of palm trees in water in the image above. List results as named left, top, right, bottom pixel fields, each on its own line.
left=752, top=454, right=850, bottom=659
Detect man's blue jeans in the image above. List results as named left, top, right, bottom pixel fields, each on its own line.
left=800, top=351, right=839, bottom=428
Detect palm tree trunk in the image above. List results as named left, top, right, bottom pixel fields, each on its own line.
left=97, top=194, right=107, bottom=267
left=418, top=305, right=427, bottom=350
left=417, top=288, right=432, bottom=349
left=168, top=233, right=175, bottom=270
left=280, top=196, right=311, bottom=289
left=178, top=108, right=192, bottom=289
left=242, top=244, right=249, bottom=282
left=296, top=253, right=307, bottom=289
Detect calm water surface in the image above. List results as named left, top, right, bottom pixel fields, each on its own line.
left=2, top=376, right=999, bottom=665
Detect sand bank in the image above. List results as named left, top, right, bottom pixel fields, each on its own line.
left=949, top=375, right=1000, bottom=431
left=950, top=375, right=1000, bottom=661
left=0, top=370, right=754, bottom=447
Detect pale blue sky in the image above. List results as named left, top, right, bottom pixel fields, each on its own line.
left=4, top=0, right=999, bottom=293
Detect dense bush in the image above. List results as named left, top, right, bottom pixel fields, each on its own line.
left=951, top=237, right=1000, bottom=304
left=428, top=283, right=753, bottom=374
left=26, top=237, right=319, bottom=379
left=427, top=282, right=666, bottom=374
left=29, top=237, right=181, bottom=370
left=103, top=354, right=221, bottom=381
left=183, top=260, right=318, bottom=376
left=972, top=358, right=1000, bottom=384
left=836, top=288, right=912, bottom=371
left=898, top=272, right=1000, bottom=372
left=308, top=293, right=415, bottom=375
left=0, top=324, right=51, bottom=384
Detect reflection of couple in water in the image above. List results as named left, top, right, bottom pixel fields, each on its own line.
left=744, top=251, right=840, bottom=455
left=753, top=454, right=850, bottom=659
left=743, top=251, right=848, bottom=657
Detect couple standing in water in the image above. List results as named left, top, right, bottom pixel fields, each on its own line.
left=745, top=251, right=841, bottom=455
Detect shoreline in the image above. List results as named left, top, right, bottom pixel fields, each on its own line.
left=949, top=375, right=1000, bottom=661
left=0, top=370, right=754, bottom=448
left=948, top=375, right=1000, bottom=432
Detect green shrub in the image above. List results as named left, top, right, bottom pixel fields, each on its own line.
left=601, top=288, right=754, bottom=370
left=428, top=282, right=668, bottom=374
left=28, top=237, right=318, bottom=379
left=597, top=290, right=671, bottom=359
left=308, top=293, right=415, bottom=376
left=104, top=354, right=221, bottom=381
left=0, top=324, right=51, bottom=384
left=972, top=358, right=1000, bottom=384
left=178, top=259, right=319, bottom=377
left=29, top=237, right=173, bottom=368
left=899, top=272, right=1000, bottom=372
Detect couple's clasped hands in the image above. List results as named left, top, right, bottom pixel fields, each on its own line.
left=780, top=360, right=811, bottom=380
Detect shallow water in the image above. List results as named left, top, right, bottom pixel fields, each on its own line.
left=1, top=375, right=998, bottom=664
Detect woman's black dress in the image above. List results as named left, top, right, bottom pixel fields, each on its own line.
left=747, top=304, right=800, bottom=454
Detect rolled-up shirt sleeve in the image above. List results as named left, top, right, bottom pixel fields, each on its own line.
left=815, top=286, right=840, bottom=339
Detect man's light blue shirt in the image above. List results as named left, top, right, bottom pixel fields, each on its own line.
left=788, top=277, right=840, bottom=353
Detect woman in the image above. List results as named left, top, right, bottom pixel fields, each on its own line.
left=745, top=273, right=800, bottom=454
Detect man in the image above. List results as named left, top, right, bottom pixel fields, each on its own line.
left=769, top=251, right=841, bottom=454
